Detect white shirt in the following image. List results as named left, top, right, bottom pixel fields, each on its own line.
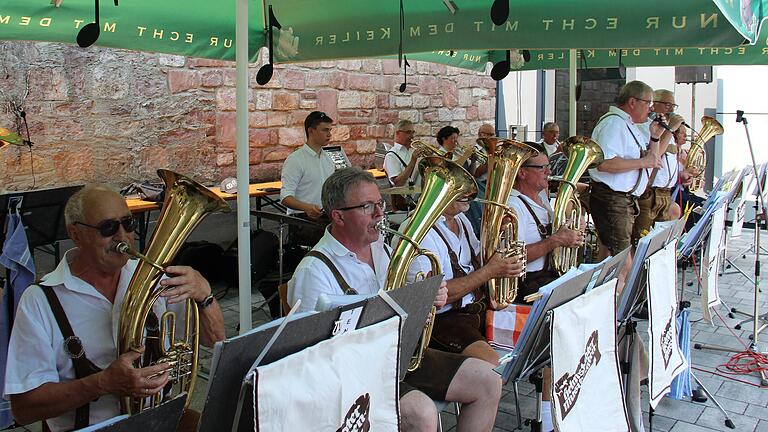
left=287, top=228, right=391, bottom=313
left=383, top=142, right=420, bottom=186
left=639, top=119, right=679, bottom=189
left=280, top=144, right=337, bottom=213
left=399, top=213, right=479, bottom=313
left=588, top=106, right=650, bottom=196
left=3, top=250, right=181, bottom=432
left=508, top=190, right=553, bottom=272
left=538, top=138, right=560, bottom=158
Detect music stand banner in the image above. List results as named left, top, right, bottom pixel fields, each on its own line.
left=646, top=242, right=688, bottom=409
left=550, top=279, right=630, bottom=432
left=702, top=204, right=726, bottom=323
left=252, top=317, right=400, bottom=432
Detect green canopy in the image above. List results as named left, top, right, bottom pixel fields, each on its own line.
left=1, top=1, right=765, bottom=63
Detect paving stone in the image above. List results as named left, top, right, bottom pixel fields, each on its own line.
left=669, top=421, right=720, bottom=431
left=645, top=413, right=677, bottom=432
left=715, top=380, right=768, bottom=406
left=696, top=406, right=757, bottom=431
left=654, top=397, right=707, bottom=423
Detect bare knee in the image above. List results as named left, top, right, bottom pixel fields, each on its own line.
left=400, top=390, right=439, bottom=432
left=447, top=358, right=502, bottom=403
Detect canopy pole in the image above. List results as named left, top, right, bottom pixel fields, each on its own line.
left=236, top=0, right=252, bottom=334
left=569, top=49, right=577, bottom=136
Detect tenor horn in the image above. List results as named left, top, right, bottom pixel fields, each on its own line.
left=480, top=138, right=539, bottom=310
left=550, top=136, right=604, bottom=275
left=382, top=156, right=477, bottom=371
left=116, top=169, right=230, bottom=414
left=686, top=116, right=723, bottom=191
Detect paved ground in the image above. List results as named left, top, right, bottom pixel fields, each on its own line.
left=6, top=226, right=768, bottom=431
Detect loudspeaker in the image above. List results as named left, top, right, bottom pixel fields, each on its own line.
left=675, top=66, right=713, bottom=84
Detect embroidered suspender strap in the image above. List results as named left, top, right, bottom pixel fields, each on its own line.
left=40, top=286, right=103, bottom=430
left=456, top=217, right=480, bottom=268
left=305, top=251, right=358, bottom=295
left=517, top=197, right=551, bottom=272
left=431, top=226, right=467, bottom=278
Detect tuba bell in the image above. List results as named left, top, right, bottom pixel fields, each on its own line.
left=479, top=138, right=539, bottom=310
left=550, top=136, right=604, bottom=275
left=116, top=169, right=231, bottom=414
left=381, top=156, right=477, bottom=371
left=686, top=116, right=723, bottom=192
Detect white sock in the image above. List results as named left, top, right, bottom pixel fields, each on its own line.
left=541, top=400, right=553, bottom=432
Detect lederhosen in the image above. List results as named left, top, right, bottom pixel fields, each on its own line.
left=427, top=218, right=488, bottom=353
left=39, top=286, right=103, bottom=432
left=306, top=248, right=467, bottom=401
left=516, top=197, right=558, bottom=302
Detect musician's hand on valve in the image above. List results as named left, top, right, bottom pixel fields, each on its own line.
left=304, top=204, right=324, bottom=220
left=680, top=170, right=694, bottom=186
left=485, top=252, right=523, bottom=279
left=159, top=265, right=212, bottom=304
left=553, top=226, right=583, bottom=248
left=434, top=281, right=448, bottom=308
left=97, top=347, right=170, bottom=398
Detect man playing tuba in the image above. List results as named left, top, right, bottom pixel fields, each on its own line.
left=288, top=167, right=502, bottom=432
left=4, top=185, right=225, bottom=432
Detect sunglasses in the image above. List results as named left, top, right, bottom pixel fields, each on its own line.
left=336, top=199, right=387, bottom=215
left=75, top=215, right=137, bottom=237
left=523, top=164, right=549, bottom=170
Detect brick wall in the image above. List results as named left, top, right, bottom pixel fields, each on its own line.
left=0, top=42, right=496, bottom=191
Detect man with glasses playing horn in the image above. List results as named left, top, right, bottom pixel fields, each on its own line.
left=632, top=89, right=692, bottom=242
left=589, top=81, right=665, bottom=260
left=399, top=191, right=524, bottom=366
left=288, top=167, right=502, bottom=432
left=4, top=185, right=225, bottom=432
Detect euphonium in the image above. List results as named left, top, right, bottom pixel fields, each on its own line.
left=550, top=136, right=604, bottom=275
left=480, top=138, right=539, bottom=310
left=382, top=156, right=477, bottom=371
left=686, top=116, right=723, bottom=191
left=116, top=169, right=231, bottom=414
left=411, top=139, right=447, bottom=158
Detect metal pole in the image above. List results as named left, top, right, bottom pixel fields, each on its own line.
left=569, top=49, right=577, bottom=136
left=235, top=0, right=252, bottom=333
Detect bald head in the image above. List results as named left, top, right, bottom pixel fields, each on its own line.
left=478, top=124, right=495, bottom=138
left=65, top=184, right=125, bottom=226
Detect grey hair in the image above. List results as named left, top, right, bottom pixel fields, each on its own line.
left=64, top=184, right=119, bottom=225
left=542, top=122, right=559, bottom=132
left=322, top=167, right=377, bottom=212
left=396, top=119, right=414, bottom=131
left=616, top=80, right=653, bottom=105
left=653, top=89, right=674, bottom=103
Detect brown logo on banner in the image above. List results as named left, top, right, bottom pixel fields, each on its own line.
left=336, top=393, right=371, bottom=432
left=554, top=330, right=602, bottom=419
left=660, top=306, right=675, bottom=368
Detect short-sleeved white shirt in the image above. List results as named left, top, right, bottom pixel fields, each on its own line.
left=280, top=144, right=337, bottom=213
left=398, top=213, right=479, bottom=313
left=638, top=119, right=679, bottom=189
left=508, top=190, right=553, bottom=272
left=384, top=142, right=420, bottom=186
left=538, top=139, right=559, bottom=158
left=588, top=106, right=650, bottom=196
left=287, top=228, right=391, bottom=313
left=3, top=250, right=180, bottom=432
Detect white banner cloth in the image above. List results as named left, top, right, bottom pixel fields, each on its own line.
left=702, top=205, right=726, bottom=322
left=253, top=317, right=401, bottom=432
left=550, top=279, right=629, bottom=432
left=646, top=242, right=688, bottom=409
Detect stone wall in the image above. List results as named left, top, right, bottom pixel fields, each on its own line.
left=0, top=42, right=496, bottom=191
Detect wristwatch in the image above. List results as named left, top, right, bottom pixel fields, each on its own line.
left=196, top=294, right=215, bottom=310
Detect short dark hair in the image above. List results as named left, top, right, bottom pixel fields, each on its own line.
left=436, top=126, right=460, bottom=145
left=304, top=111, right=334, bottom=138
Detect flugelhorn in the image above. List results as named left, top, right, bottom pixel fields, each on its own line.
left=480, top=138, right=538, bottom=309
left=383, top=156, right=477, bottom=371
left=550, top=136, right=604, bottom=275
left=686, top=116, right=723, bottom=191
left=116, top=169, right=230, bottom=414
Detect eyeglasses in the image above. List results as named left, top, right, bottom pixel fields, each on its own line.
left=398, top=129, right=415, bottom=135
left=522, top=164, right=549, bottom=170
left=336, top=199, right=387, bottom=215
left=74, top=215, right=137, bottom=237
left=633, top=97, right=654, bottom=107
left=658, top=101, right=679, bottom=110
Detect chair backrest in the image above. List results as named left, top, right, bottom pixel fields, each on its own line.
left=278, top=283, right=290, bottom=315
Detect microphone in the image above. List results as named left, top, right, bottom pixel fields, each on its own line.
left=652, top=116, right=672, bottom=132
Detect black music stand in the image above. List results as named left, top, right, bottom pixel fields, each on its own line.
left=80, top=393, right=187, bottom=432
left=198, top=276, right=441, bottom=432
left=501, top=269, right=597, bottom=431
left=0, top=185, right=83, bottom=262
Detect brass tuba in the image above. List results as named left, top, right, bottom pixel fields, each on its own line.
left=550, top=136, right=604, bottom=275
left=411, top=139, right=447, bottom=158
left=479, top=138, right=539, bottom=310
left=686, top=116, right=723, bottom=191
left=382, top=156, right=477, bottom=371
left=116, top=169, right=231, bottom=414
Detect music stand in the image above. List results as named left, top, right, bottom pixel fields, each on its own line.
left=590, top=247, right=631, bottom=289
left=78, top=393, right=187, bottom=432
left=0, top=185, right=83, bottom=261
left=198, top=276, right=441, bottom=432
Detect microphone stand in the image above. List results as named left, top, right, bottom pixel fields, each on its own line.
left=694, top=111, right=768, bottom=386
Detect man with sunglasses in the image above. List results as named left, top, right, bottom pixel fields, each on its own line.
left=588, top=80, right=665, bottom=259
left=400, top=191, right=523, bottom=366
left=288, top=167, right=502, bottom=432
left=5, top=185, right=225, bottom=431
